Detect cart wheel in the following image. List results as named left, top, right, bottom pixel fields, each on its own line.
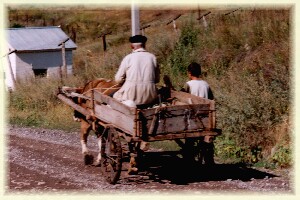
left=182, top=138, right=215, bottom=165
left=100, top=126, right=122, bottom=184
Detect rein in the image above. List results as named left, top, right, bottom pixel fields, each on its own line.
left=81, top=83, right=120, bottom=96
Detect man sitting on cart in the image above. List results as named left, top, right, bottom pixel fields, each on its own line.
left=113, top=35, right=160, bottom=174
left=113, top=35, right=160, bottom=108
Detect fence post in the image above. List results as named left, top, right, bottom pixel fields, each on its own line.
left=62, top=42, right=66, bottom=78
left=166, top=14, right=181, bottom=33
left=99, top=31, right=112, bottom=52
left=197, top=11, right=211, bottom=30
left=71, top=26, right=77, bottom=43
left=140, top=24, right=151, bottom=36
left=58, top=38, right=69, bottom=80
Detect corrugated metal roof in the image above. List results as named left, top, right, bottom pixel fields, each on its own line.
left=6, top=26, right=77, bottom=52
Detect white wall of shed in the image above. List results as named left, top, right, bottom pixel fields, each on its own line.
left=15, top=53, right=35, bottom=83
left=4, top=50, right=74, bottom=90
left=17, top=50, right=73, bottom=79
left=18, top=51, right=73, bottom=70
left=4, top=53, right=17, bottom=91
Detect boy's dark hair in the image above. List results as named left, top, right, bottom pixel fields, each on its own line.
left=188, top=62, right=201, bottom=77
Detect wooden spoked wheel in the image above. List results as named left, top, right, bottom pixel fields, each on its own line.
left=101, top=126, right=122, bottom=184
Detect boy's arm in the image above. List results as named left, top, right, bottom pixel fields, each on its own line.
left=155, top=63, right=160, bottom=84
left=208, top=87, right=214, bottom=100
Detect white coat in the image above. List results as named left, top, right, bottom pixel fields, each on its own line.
left=113, top=48, right=160, bottom=105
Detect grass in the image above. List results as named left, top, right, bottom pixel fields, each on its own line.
left=151, top=141, right=181, bottom=151
left=6, top=6, right=292, bottom=168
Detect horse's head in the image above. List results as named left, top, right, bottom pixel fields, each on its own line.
left=73, top=78, right=121, bottom=121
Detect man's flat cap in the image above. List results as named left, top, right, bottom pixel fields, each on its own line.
left=129, top=35, right=147, bottom=43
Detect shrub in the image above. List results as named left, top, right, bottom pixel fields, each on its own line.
left=168, top=21, right=199, bottom=76
left=271, top=145, right=292, bottom=168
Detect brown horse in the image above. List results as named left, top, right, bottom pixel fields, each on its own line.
left=73, top=78, right=120, bottom=166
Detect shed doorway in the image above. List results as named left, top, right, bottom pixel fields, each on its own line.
left=33, top=69, right=47, bottom=77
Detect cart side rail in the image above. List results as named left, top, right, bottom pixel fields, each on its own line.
left=57, top=93, right=91, bottom=117
left=93, top=89, right=136, bottom=116
left=171, top=90, right=217, bottom=130
left=130, top=129, right=222, bottom=142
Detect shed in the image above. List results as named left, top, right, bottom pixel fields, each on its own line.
left=4, top=26, right=77, bottom=90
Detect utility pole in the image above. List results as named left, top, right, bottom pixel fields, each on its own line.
left=131, top=0, right=140, bottom=36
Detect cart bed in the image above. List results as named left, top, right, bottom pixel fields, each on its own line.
left=57, top=87, right=221, bottom=142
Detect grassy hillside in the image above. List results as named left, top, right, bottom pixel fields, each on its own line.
left=6, top=5, right=292, bottom=168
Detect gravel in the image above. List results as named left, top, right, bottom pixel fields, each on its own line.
left=5, top=125, right=293, bottom=195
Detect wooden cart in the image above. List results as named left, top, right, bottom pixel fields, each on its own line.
left=57, top=87, right=221, bottom=184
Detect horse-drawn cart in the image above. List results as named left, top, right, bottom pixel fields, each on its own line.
left=56, top=83, right=221, bottom=184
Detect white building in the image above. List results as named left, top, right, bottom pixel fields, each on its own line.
left=4, top=26, right=77, bottom=90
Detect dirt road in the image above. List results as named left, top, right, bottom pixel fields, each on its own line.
left=6, top=125, right=292, bottom=194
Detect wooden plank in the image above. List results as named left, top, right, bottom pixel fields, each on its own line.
left=139, top=104, right=214, bottom=135
left=210, top=99, right=216, bottom=129
left=153, top=116, right=210, bottom=134
left=170, top=90, right=217, bottom=130
left=141, top=104, right=211, bottom=117
left=93, top=90, right=136, bottom=116
left=57, top=94, right=91, bottom=116
left=130, top=129, right=222, bottom=142
left=94, top=103, right=136, bottom=135
left=146, top=131, right=220, bottom=141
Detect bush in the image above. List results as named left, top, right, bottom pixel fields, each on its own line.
left=168, top=21, right=199, bottom=76
left=271, top=145, right=292, bottom=168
